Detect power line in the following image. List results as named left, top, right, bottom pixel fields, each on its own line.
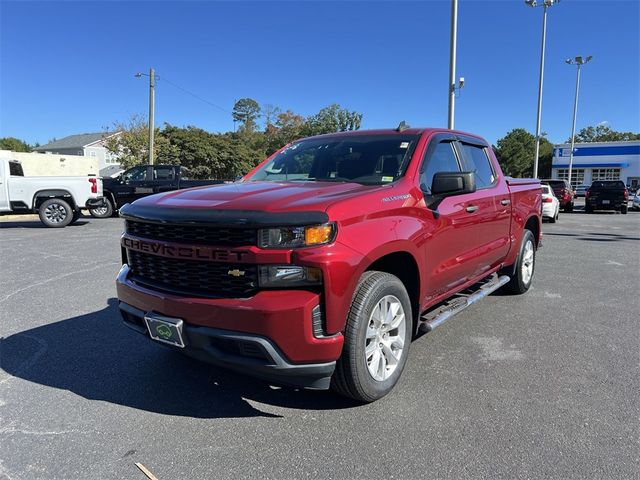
left=157, top=75, right=233, bottom=115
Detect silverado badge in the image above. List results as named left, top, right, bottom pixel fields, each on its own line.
left=227, top=269, right=246, bottom=277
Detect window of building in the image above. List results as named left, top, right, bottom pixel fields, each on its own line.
left=89, top=151, right=96, bottom=157
left=556, top=168, right=585, bottom=188
left=591, top=168, right=620, bottom=181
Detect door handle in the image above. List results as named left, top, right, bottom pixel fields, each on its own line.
left=465, top=205, right=479, bottom=213
left=500, top=199, right=511, bottom=206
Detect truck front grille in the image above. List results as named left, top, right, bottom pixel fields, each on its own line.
left=126, top=220, right=257, bottom=247
left=127, top=250, right=258, bottom=298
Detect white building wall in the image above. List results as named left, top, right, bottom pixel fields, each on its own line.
left=551, top=141, right=640, bottom=189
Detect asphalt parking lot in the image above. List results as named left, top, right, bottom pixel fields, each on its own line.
left=1, top=203, right=639, bottom=480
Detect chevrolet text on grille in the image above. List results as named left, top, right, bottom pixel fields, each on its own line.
left=122, top=236, right=249, bottom=262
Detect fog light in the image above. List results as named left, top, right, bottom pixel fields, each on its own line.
left=258, top=265, right=323, bottom=288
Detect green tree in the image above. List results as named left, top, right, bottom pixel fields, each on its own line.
left=493, top=128, right=553, bottom=178
left=302, top=104, right=363, bottom=136
left=569, top=124, right=640, bottom=143
left=0, top=137, right=31, bottom=152
left=232, top=98, right=261, bottom=134
left=160, top=125, right=259, bottom=179
left=104, top=114, right=175, bottom=169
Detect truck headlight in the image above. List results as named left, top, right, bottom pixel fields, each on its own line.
left=258, top=265, right=323, bottom=287
left=258, top=224, right=335, bottom=249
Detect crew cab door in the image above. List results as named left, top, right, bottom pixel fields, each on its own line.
left=115, top=165, right=151, bottom=205
left=456, top=140, right=511, bottom=275
left=148, top=165, right=179, bottom=195
left=0, top=160, right=10, bottom=212
left=418, top=136, right=480, bottom=298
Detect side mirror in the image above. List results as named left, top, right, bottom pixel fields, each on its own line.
left=431, top=171, right=476, bottom=196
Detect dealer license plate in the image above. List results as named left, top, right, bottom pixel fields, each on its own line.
left=144, top=313, right=185, bottom=348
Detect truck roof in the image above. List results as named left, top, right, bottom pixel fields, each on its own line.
left=306, top=128, right=487, bottom=143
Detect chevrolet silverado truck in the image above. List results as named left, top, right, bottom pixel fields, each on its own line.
left=585, top=180, right=628, bottom=214
left=90, top=164, right=225, bottom=218
left=116, top=127, right=542, bottom=402
left=0, top=158, right=104, bottom=227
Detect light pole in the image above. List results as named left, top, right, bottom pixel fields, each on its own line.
left=566, top=55, right=592, bottom=188
left=135, top=68, right=156, bottom=165
left=525, top=0, right=559, bottom=178
left=447, top=0, right=458, bottom=129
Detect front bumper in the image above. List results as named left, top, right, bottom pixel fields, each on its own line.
left=116, top=265, right=343, bottom=389
left=119, top=301, right=336, bottom=389
left=85, top=197, right=106, bottom=209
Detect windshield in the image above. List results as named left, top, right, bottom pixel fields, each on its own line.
left=247, top=134, right=421, bottom=185
left=591, top=181, right=625, bottom=190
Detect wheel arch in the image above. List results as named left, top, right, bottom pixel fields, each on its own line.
left=33, top=190, right=76, bottom=210
left=524, top=214, right=541, bottom=248
left=362, top=249, right=422, bottom=336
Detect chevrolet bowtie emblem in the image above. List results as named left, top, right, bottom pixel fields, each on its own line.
left=227, top=269, right=246, bottom=277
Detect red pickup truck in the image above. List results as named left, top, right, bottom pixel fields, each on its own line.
left=116, top=127, right=542, bottom=402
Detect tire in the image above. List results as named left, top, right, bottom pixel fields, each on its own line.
left=585, top=205, right=593, bottom=214
left=621, top=204, right=628, bottom=214
left=331, top=271, right=412, bottom=403
left=69, top=210, right=81, bottom=225
left=503, top=229, right=536, bottom=295
left=90, top=198, right=114, bottom=218
left=564, top=202, right=573, bottom=213
left=38, top=198, right=73, bottom=228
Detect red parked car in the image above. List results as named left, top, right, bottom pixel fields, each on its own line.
left=116, top=127, right=542, bottom=402
left=541, top=179, right=574, bottom=212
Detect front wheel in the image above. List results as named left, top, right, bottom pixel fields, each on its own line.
left=90, top=198, right=114, bottom=218
left=38, top=198, right=73, bottom=228
left=331, top=271, right=412, bottom=403
left=503, top=229, right=536, bottom=295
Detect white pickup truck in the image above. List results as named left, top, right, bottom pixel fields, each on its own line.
left=0, top=158, right=105, bottom=227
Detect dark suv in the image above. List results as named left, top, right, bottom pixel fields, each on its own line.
left=585, top=180, right=628, bottom=214
left=541, top=179, right=574, bottom=212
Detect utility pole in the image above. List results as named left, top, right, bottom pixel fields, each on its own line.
left=148, top=68, right=155, bottom=165
left=135, top=68, right=156, bottom=165
left=525, top=0, right=559, bottom=178
left=566, top=56, right=592, bottom=188
left=447, top=0, right=458, bottom=130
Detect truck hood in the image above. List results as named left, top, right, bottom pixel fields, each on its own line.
left=132, top=181, right=379, bottom=213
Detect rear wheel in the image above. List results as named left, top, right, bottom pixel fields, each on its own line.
left=621, top=204, right=628, bottom=214
left=585, top=205, right=593, bottom=214
left=38, top=198, right=73, bottom=228
left=90, top=198, right=114, bottom=218
left=503, top=229, right=535, bottom=295
left=69, top=210, right=81, bottom=225
left=564, top=202, right=574, bottom=213
left=331, top=271, right=411, bottom=403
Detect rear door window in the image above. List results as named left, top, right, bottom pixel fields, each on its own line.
left=460, top=144, right=495, bottom=189
left=8, top=161, right=24, bottom=176
left=153, top=166, right=175, bottom=181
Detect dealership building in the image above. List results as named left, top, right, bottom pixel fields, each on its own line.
left=551, top=140, right=640, bottom=190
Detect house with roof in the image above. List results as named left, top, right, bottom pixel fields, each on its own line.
left=33, top=132, right=122, bottom=176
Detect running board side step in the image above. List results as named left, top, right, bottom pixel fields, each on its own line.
left=418, top=274, right=510, bottom=333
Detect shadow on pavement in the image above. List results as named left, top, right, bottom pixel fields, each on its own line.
left=0, top=220, right=89, bottom=229
left=0, top=298, right=360, bottom=419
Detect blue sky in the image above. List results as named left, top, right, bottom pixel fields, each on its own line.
left=1, top=0, right=638, bottom=146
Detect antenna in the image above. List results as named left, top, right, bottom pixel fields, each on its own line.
left=396, top=121, right=410, bottom=132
